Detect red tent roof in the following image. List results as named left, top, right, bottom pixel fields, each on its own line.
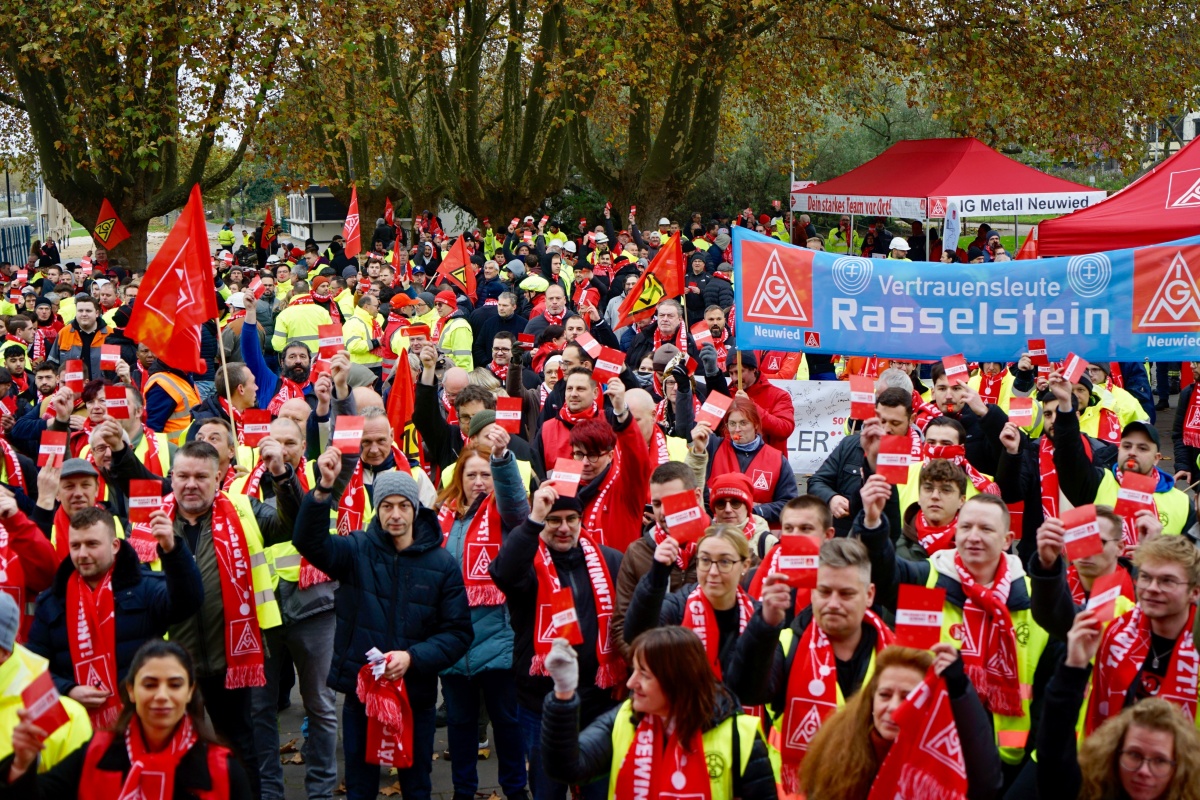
left=794, top=138, right=1104, bottom=220
left=1036, top=137, right=1200, bottom=255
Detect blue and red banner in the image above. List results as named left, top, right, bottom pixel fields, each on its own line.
left=732, top=227, right=1200, bottom=361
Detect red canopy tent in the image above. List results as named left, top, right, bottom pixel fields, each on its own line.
left=1033, top=137, right=1200, bottom=256
left=793, top=137, right=1105, bottom=221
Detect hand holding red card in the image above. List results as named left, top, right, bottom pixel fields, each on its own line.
left=777, top=535, right=820, bottom=588
left=695, top=391, right=732, bottom=429
left=573, top=331, right=602, bottom=359
left=942, top=354, right=969, bottom=386
left=64, top=360, right=85, bottom=394
left=103, top=385, right=130, bottom=419
left=1061, top=504, right=1104, bottom=561
left=318, top=324, right=344, bottom=360
left=592, top=347, right=624, bottom=383
left=99, top=345, right=122, bottom=371
left=38, top=431, right=67, bottom=468
left=661, top=491, right=707, bottom=543
left=849, top=374, right=875, bottom=420
left=1112, top=470, right=1157, bottom=520
left=21, top=671, right=70, bottom=736
left=495, top=396, right=523, bottom=434
left=690, top=321, right=713, bottom=349
left=332, top=416, right=365, bottom=454
left=128, top=479, right=164, bottom=524
left=549, top=588, right=584, bottom=645
left=547, top=458, right=584, bottom=497
left=1061, top=352, right=1088, bottom=384
left=894, top=585, right=946, bottom=650
left=242, top=409, right=272, bottom=447
left=876, top=435, right=912, bottom=484
left=1008, top=397, right=1033, bottom=427
left=1027, top=339, right=1048, bottom=366
left=1086, top=571, right=1125, bottom=622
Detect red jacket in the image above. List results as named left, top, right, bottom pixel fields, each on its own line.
left=581, top=418, right=651, bottom=554
left=744, top=378, right=796, bottom=453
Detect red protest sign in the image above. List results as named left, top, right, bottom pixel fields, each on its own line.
left=695, top=391, right=733, bottom=430
left=64, top=360, right=85, bottom=394
left=849, top=374, right=875, bottom=421
left=99, top=345, right=122, bottom=371
left=661, top=491, right=707, bottom=544
left=128, top=480, right=163, bottom=524
left=547, top=458, right=584, bottom=497
left=318, top=324, right=344, bottom=360
left=242, top=409, right=272, bottom=447
left=1086, top=571, right=1125, bottom=622
left=1113, top=470, right=1158, bottom=520
left=21, top=670, right=70, bottom=736
left=332, top=416, right=365, bottom=454
left=495, top=396, right=523, bottom=434
left=16, top=269, right=27, bottom=285
left=690, top=321, right=713, bottom=349
left=876, top=436, right=912, bottom=484
left=248, top=275, right=265, bottom=300
left=592, top=347, right=624, bottom=383
left=942, top=354, right=969, bottom=386
left=894, top=584, right=946, bottom=650
left=1037, top=365, right=1051, bottom=380
left=573, top=331, right=602, bottom=359
left=1062, top=504, right=1104, bottom=562
left=311, top=360, right=331, bottom=380
left=1008, top=397, right=1034, bottom=428
left=549, top=588, right=584, bottom=645
left=777, top=534, right=820, bottom=588
left=1027, top=339, right=1048, bottom=366
left=1061, top=352, right=1088, bottom=384
left=103, top=385, right=130, bottom=419
left=517, top=333, right=535, bottom=351
left=38, top=431, right=67, bottom=468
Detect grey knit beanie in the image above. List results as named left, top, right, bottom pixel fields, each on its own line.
left=373, top=470, right=421, bottom=509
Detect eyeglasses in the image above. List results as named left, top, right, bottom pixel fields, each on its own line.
left=545, top=515, right=580, bottom=528
left=712, top=498, right=745, bottom=510
left=1119, top=750, right=1176, bottom=776
left=696, top=556, right=744, bottom=574
left=1136, top=573, right=1190, bottom=590
left=492, top=346, right=513, bottom=353
left=571, top=450, right=611, bottom=463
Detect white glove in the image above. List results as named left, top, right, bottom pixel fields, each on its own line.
left=545, top=638, right=579, bottom=695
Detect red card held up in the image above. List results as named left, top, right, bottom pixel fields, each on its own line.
left=1061, top=504, right=1104, bottom=562
left=547, top=458, right=585, bottom=497
left=1007, top=397, right=1034, bottom=428
left=331, top=415, right=365, bottom=454
left=128, top=479, right=163, bottom=524
left=849, top=374, right=875, bottom=421
left=311, top=360, right=331, bottom=380
left=248, top=275, right=265, bottom=299
left=21, top=670, right=70, bottom=736
left=549, top=588, right=584, bottom=645
left=1061, top=352, right=1088, bottom=385
left=103, top=385, right=130, bottom=419
left=876, top=435, right=912, bottom=484
left=573, top=331, right=602, bottom=359
left=695, top=391, right=733, bottom=429
left=777, top=534, right=820, bottom=588
left=318, top=324, right=344, bottom=360
left=690, top=321, right=714, bottom=349
left=1027, top=339, right=1048, bottom=366
left=1086, top=570, right=1125, bottom=622
left=242, top=409, right=272, bottom=447
left=894, top=584, right=946, bottom=650
left=64, top=360, right=85, bottom=394
left=495, top=396, right=523, bottom=434
left=661, top=490, right=707, bottom=544
left=592, top=347, right=624, bottom=382
left=1112, top=470, right=1157, bottom=520
left=942, top=354, right=969, bottom=386
left=38, top=430, right=67, bottom=468
left=99, top=345, right=122, bottom=371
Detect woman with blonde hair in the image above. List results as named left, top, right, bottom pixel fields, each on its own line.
left=799, top=644, right=1001, bottom=800
left=1038, top=610, right=1200, bottom=800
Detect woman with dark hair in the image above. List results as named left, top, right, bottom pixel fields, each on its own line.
left=700, top=395, right=797, bottom=524
left=3, top=639, right=253, bottom=798
left=540, top=626, right=777, bottom=800
left=941, top=249, right=961, bottom=264
left=66, top=379, right=112, bottom=457
left=531, top=324, right=565, bottom=374
left=798, top=644, right=1001, bottom=800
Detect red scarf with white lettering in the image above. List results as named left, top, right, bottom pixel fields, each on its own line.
left=1183, top=387, right=1200, bottom=448
left=117, top=715, right=199, bottom=800
left=954, top=554, right=1023, bottom=717
left=914, top=511, right=958, bottom=555
left=290, top=293, right=315, bottom=306
left=653, top=323, right=687, bottom=353
left=1067, top=565, right=1135, bottom=606
left=648, top=425, right=670, bottom=467
left=356, top=664, right=414, bottom=768
left=136, top=427, right=166, bottom=477
left=438, top=496, right=505, bottom=607
left=781, top=611, right=894, bottom=793
left=613, top=714, right=711, bottom=800
left=218, top=398, right=245, bottom=444
left=66, top=569, right=122, bottom=728
left=1039, top=435, right=1088, bottom=519
left=531, top=537, right=622, bottom=687
left=9, top=371, right=27, bottom=394
left=490, top=363, right=509, bottom=383
left=978, top=371, right=1005, bottom=405
left=747, top=542, right=810, bottom=612
left=542, top=310, right=565, bottom=327
left=920, top=444, right=1000, bottom=496
left=0, top=438, right=26, bottom=493
left=912, top=393, right=942, bottom=432
left=337, top=444, right=408, bottom=540
left=582, top=453, right=623, bottom=545
left=0, top=519, right=28, bottom=641
left=269, top=377, right=309, bottom=415
left=680, top=585, right=754, bottom=680
left=242, top=458, right=309, bottom=498
left=559, top=400, right=599, bottom=427
left=866, top=669, right=968, bottom=800
left=1087, top=605, right=1199, bottom=734
left=651, top=524, right=698, bottom=570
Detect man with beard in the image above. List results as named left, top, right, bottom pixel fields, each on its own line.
left=473, top=292, right=528, bottom=367
left=241, top=301, right=317, bottom=415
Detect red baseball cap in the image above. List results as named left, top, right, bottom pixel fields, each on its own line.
left=435, top=290, right=458, bottom=306
left=709, top=474, right=754, bottom=507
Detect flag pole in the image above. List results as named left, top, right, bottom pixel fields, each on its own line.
left=736, top=350, right=743, bottom=393
left=215, top=325, right=242, bottom=465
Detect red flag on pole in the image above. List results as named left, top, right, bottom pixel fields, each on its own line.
left=93, top=198, right=130, bottom=250
left=391, top=234, right=409, bottom=282
left=125, top=185, right=218, bottom=375
left=384, top=198, right=395, bottom=227
left=387, top=347, right=426, bottom=470
left=434, top=237, right=477, bottom=302
left=1015, top=226, right=1039, bottom=260
left=616, top=232, right=685, bottom=329
left=342, top=186, right=362, bottom=258
left=261, top=209, right=274, bottom=250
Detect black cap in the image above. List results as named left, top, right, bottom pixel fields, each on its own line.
left=1122, top=420, right=1160, bottom=448
left=549, top=496, right=583, bottom=514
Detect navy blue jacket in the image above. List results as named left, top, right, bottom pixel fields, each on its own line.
left=293, top=492, right=474, bottom=703
left=26, top=537, right=205, bottom=695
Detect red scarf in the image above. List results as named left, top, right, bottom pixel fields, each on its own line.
left=438, top=496, right=505, bottom=607
left=1183, top=387, right=1200, bottom=448
left=9, top=371, right=27, bottom=394
left=0, top=437, right=26, bottom=493
left=490, top=362, right=509, bottom=383
left=136, top=427, right=166, bottom=477
left=116, top=716, right=199, bottom=800
left=269, top=377, right=309, bottom=415
left=582, top=453, right=623, bottom=545
left=218, top=397, right=245, bottom=444
left=290, top=292, right=315, bottom=305
left=650, top=524, right=697, bottom=570
left=559, top=400, right=599, bottom=427
left=780, top=611, right=894, bottom=793
left=653, top=323, right=687, bottom=353
left=531, top=538, right=622, bottom=687
left=66, top=569, right=122, bottom=728
left=356, top=664, right=414, bottom=768
left=647, top=424, right=672, bottom=467
left=866, top=669, right=968, bottom=800
left=978, top=371, right=1006, bottom=405
left=242, top=458, right=309, bottom=498
left=0, top=519, right=29, bottom=641
left=953, top=554, right=1023, bottom=717
left=538, top=382, right=551, bottom=409
left=748, top=541, right=810, bottom=612
left=542, top=310, right=565, bottom=326
left=613, top=714, right=711, bottom=800
left=1087, top=605, right=1199, bottom=734
left=1038, top=435, right=1091, bottom=519
left=681, top=585, right=754, bottom=680
left=1067, top=565, right=1136, bottom=606
left=1097, top=407, right=1122, bottom=443
left=920, top=444, right=1000, bottom=496
left=132, top=493, right=265, bottom=688
left=914, top=511, right=958, bottom=555
left=337, top=445, right=409, bottom=540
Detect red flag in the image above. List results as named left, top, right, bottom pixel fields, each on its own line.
left=387, top=347, right=425, bottom=469
left=391, top=234, right=409, bottom=282
left=1015, top=226, right=1039, bottom=260
left=434, top=237, right=477, bottom=302
left=93, top=198, right=130, bottom=250
left=125, top=185, right=218, bottom=374
left=261, top=208, right=274, bottom=250
left=384, top=198, right=395, bottom=226
left=616, top=233, right=685, bottom=329
left=343, top=186, right=362, bottom=258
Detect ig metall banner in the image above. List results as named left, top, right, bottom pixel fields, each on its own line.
left=732, top=227, right=1200, bottom=361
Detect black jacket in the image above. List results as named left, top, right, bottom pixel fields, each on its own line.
left=702, top=272, right=734, bottom=311
left=292, top=491, right=472, bottom=700
left=489, top=519, right=622, bottom=719
left=806, top=433, right=864, bottom=537
left=623, top=321, right=696, bottom=372
left=26, top=538, right=205, bottom=696
left=1173, top=383, right=1200, bottom=478
left=472, top=309, right=529, bottom=367
left=1027, top=552, right=1136, bottom=642
left=683, top=267, right=714, bottom=320
left=1035, top=663, right=1091, bottom=799
left=540, top=689, right=777, bottom=800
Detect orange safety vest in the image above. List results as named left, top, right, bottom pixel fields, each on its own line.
left=143, top=372, right=200, bottom=445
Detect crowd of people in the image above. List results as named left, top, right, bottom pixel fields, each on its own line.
left=0, top=206, right=1193, bottom=800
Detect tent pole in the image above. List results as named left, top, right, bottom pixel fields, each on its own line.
left=1013, top=214, right=1019, bottom=252
left=925, top=219, right=930, bottom=262
left=848, top=213, right=854, bottom=254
